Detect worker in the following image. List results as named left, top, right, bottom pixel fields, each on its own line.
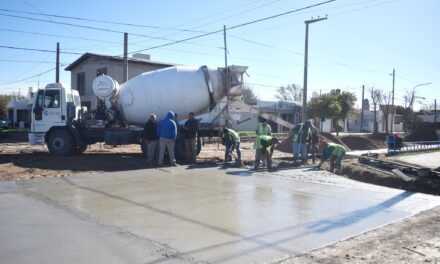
left=316, top=140, right=346, bottom=174
left=256, top=116, right=272, bottom=136
left=222, top=127, right=242, bottom=166
left=157, top=111, right=177, bottom=166
left=309, top=119, right=320, bottom=164
left=253, top=134, right=278, bottom=170
left=142, top=114, right=159, bottom=165
left=182, top=112, right=199, bottom=164
left=173, top=113, right=181, bottom=136
left=291, top=120, right=312, bottom=166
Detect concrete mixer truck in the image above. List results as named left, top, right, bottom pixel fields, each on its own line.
left=28, top=65, right=248, bottom=157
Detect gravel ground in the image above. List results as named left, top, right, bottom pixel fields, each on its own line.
left=1, top=137, right=440, bottom=263
left=283, top=206, right=440, bottom=263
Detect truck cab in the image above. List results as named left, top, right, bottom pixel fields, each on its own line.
left=29, top=83, right=82, bottom=155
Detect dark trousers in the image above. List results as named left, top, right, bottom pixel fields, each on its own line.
left=225, top=142, right=241, bottom=163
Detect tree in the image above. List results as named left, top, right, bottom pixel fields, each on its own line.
left=396, top=106, right=413, bottom=133
left=0, top=95, right=9, bottom=116
left=307, top=89, right=356, bottom=136
left=307, top=97, right=327, bottom=132
left=370, top=87, right=383, bottom=135
left=380, top=90, right=392, bottom=133
left=0, top=92, right=25, bottom=117
left=242, top=85, right=258, bottom=105
left=274, top=84, right=302, bottom=101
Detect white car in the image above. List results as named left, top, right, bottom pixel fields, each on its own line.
left=0, top=117, right=12, bottom=129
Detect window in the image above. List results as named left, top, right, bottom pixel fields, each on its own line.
left=96, top=68, right=107, bottom=76
left=43, top=90, right=60, bottom=108
left=35, top=90, right=44, bottom=108
left=77, top=72, right=86, bottom=96
left=66, top=94, right=81, bottom=106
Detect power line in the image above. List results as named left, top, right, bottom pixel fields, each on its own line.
left=184, top=0, right=283, bottom=31
left=0, top=45, right=82, bottom=55
left=128, top=0, right=335, bottom=55
left=0, top=67, right=56, bottom=85
left=0, top=7, right=207, bottom=33
left=0, top=59, right=57, bottom=64
left=0, top=13, right=221, bottom=49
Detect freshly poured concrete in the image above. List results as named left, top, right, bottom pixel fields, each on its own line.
left=3, top=166, right=440, bottom=263
left=392, top=151, right=440, bottom=169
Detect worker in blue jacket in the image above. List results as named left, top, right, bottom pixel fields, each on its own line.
left=157, top=111, right=177, bottom=166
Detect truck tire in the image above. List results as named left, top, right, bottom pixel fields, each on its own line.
left=174, top=136, right=202, bottom=161
left=47, top=130, right=73, bottom=156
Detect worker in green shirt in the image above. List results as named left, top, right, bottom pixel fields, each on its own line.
left=253, top=135, right=278, bottom=170
left=316, top=140, right=346, bottom=174
left=222, top=127, right=242, bottom=166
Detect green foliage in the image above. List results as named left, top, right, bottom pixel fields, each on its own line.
left=0, top=93, right=24, bottom=117
left=307, top=89, right=357, bottom=136
left=0, top=95, right=9, bottom=116
left=274, top=84, right=302, bottom=101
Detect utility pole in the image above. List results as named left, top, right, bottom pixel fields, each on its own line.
left=123, top=33, right=128, bottom=83
left=302, top=16, right=327, bottom=122
left=435, top=99, right=437, bottom=128
left=390, top=68, right=395, bottom=133
left=56, top=42, right=60, bottom=83
left=360, top=85, right=365, bottom=132
left=223, top=25, right=230, bottom=126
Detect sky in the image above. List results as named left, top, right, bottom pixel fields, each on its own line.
left=0, top=0, right=439, bottom=110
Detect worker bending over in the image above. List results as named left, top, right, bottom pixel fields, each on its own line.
left=316, top=140, right=346, bottom=174
left=222, top=127, right=242, bottom=166
left=254, top=135, right=278, bottom=170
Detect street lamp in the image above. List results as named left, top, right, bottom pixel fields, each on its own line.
left=302, top=16, right=327, bottom=122
left=410, top=83, right=431, bottom=110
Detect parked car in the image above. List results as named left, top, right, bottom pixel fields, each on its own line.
left=0, top=117, right=12, bottom=129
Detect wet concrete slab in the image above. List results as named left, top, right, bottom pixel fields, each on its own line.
left=392, top=151, right=440, bottom=169
left=11, top=167, right=440, bottom=263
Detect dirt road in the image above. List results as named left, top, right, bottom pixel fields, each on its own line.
left=0, top=140, right=291, bottom=180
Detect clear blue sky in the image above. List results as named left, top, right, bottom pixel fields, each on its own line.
left=0, top=0, right=438, bottom=110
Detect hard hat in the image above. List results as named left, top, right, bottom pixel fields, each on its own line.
left=319, top=139, right=328, bottom=146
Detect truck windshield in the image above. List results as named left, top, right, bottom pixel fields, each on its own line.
left=43, top=90, right=60, bottom=108
left=66, top=93, right=81, bottom=106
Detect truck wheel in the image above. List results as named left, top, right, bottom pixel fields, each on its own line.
left=47, top=130, right=73, bottom=156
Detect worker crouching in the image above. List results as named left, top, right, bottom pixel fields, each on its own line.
left=316, top=140, right=346, bottom=174
left=222, top=127, right=243, bottom=166
left=254, top=135, right=278, bottom=171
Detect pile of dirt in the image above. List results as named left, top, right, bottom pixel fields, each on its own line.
left=276, top=132, right=351, bottom=153
left=405, top=128, right=439, bottom=142
left=320, top=132, right=350, bottom=150
left=340, top=135, right=386, bottom=150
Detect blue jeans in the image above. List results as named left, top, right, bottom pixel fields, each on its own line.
left=292, top=142, right=308, bottom=160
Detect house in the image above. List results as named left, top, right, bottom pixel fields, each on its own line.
left=256, top=100, right=301, bottom=132
left=200, top=99, right=301, bottom=133
left=7, top=87, right=35, bottom=128
left=229, top=100, right=301, bottom=132
left=65, top=53, right=177, bottom=111
left=346, top=103, right=403, bottom=133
